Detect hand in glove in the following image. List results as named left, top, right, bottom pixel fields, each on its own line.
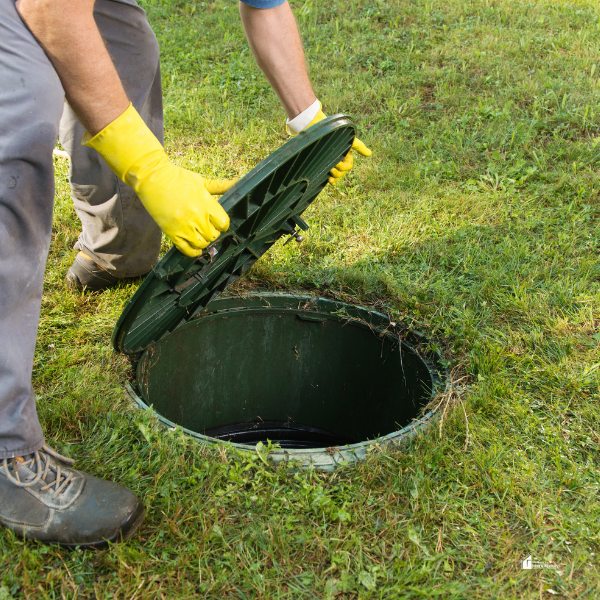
left=287, top=100, right=372, bottom=184
left=84, top=104, right=236, bottom=257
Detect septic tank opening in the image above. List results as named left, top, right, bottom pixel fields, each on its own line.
left=129, top=294, right=447, bottom=469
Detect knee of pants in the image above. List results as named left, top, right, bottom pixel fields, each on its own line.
left=0, top=0, right=64, bottom=165
left=0, top=65, right=64, bottom=168
left=0, top=51, right=64, bottom=254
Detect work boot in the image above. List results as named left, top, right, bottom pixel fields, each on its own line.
left=66, top=252, right=121, bottom=292
left=0, top=444, right=145, bottom=548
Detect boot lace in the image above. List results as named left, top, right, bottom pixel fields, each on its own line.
left=1, top=444, right=76, bottom=496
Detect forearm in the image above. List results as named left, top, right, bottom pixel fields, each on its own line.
left=239, top=1, right=316, bottom=120
left=16, top=0, right=128, bottom=135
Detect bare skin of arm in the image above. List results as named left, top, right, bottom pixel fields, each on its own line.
left=17, top=0, right=315, bottom=132
left=239, top=1, right=317, bottom=120
left=16, top=0, right=129, bottom=136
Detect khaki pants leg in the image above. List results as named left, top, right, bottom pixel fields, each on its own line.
left=58, top=0, right=163, bottom=277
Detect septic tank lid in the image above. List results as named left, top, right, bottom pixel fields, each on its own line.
left=112, top=115, right=356, bottom=354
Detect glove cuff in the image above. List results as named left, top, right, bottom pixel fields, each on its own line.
left=286, top=99, right=322, bottom=135
left=82, top=103, right=165, bottom=185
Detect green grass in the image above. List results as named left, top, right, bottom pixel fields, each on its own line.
left=2, top=0, right=600, bottom=597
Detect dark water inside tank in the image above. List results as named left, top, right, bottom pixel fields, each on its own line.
left=203, top=419, right=357, bottom=449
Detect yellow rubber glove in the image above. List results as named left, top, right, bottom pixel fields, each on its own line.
left=288, top=102, right=372, bottom=185
left=83, top=104, right=236, bottom=257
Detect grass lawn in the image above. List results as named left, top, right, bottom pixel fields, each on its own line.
left=2, top=0, right=600, bottom=597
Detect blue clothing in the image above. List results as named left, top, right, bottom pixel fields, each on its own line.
left=240, top=0, right=286, bottom=9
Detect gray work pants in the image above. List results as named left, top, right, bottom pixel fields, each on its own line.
left=0, top=0, right=162, bottom=458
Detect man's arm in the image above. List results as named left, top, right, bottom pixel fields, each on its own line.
left=239, top=1, right=316, bottom=121
left=16, top=0, right=128, bottom=136
left=16, top=0, right=233, bottom=257
left=240, top=0, right=371, bottom=183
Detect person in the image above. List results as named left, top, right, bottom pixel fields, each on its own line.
left=0, top=0, right=371, bottom=548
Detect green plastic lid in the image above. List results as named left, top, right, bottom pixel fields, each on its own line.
left=112, top=115, right=356, bottom=354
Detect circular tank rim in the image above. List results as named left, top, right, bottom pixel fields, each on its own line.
left=126, top=292, right=450, bottom=471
